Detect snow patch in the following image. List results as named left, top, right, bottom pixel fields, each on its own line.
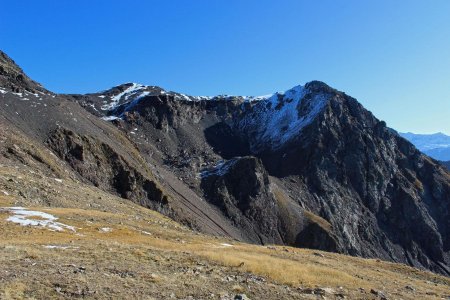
left=101, top=83, right=147, bottom=110
left=117, top=91, right=151, bottom=117
left=242, top=94, right=272, bottom=102
left=200, top=159, right=238, bottom=178
left=177, top=93, right=191, bottom=101
left=44, top=245, right=79, bottom=250
left=1, top=207, right=76, bottom=232
left=101, top=116, right=120, bottom=121
left=88, top=103, right=98, bottom=112
left=190, top=95, right=213, bottom=101
left=236, top=85, right=328, bottom=152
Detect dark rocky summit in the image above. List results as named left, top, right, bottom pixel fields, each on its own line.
left=0, top=50, right=47, bottom=94
left=1, top=50, right=449, bottom=275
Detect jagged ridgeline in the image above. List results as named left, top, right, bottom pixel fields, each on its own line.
left=1, top=50, right=449, bottom=276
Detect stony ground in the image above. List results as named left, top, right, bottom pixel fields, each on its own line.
left=0, top=165, right=449, bottom=300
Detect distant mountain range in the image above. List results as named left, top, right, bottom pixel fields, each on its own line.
left=400, top=132, right=450, bottom=162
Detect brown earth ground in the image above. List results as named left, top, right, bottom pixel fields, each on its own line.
left=0, top=165, right=449, bottom=300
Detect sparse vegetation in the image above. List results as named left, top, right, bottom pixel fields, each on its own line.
left=303, top=210, right=332, bottom=232
left=0, top=165, right=449, bottom=299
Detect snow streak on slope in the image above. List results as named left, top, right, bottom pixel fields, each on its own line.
left=200, top=159, right=238, bottom=178
left=101, top=83, right=148, bottom=111
left=236, top=85, right=328, bottom=152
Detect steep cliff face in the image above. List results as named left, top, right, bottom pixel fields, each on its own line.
left=201, top=157, right=285, bottom=245
left=200, top=156, right=339, bottom=251
left=249, top=83, right=450, bottom=274
left=46, top=127, right=169, bottom=212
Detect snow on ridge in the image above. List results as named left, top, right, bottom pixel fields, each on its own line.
left=99, top=82, right=276, bottom=108
left=118, top=91, right=151, bottom=115
left=101, top=83, right=147, bottom=111
left=176, top=93, right=191, bottom=101
left=100, top=83, right=329, bottom=153
left=167, top=92, right=213, bottom=102
left=236, top=85, right=329, bottom=152
left=103, top=91, right=152, bottom=121
left=242, top=94, right=272, bottom=102
left=191, top=95, right=213, bottom=101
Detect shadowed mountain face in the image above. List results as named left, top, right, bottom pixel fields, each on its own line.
left=442, top=161, right=450, bottom=170
left=1, top=50, right=449, bottom=275
left=0, top=51, right=47, bottom=94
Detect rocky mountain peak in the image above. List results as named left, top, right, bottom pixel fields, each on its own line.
left=1, top=50, right=449, bottom=276
left=0, top=50, right=47, bottom=94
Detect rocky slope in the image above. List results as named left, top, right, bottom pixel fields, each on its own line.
left=1, top=50, right=450, bottom=276
left=2, top=165, right=449, bottom=299
left=81, top=79, right=450, bottom=275
left=0, top=51, right=242, bottom=240
left=0, top=51, right=47, bottom=94
left=442, top=161, right=450, bottom=170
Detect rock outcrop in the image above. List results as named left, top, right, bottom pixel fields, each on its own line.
left=46, top=127, right=169, bottom=211
left=0, top=50, right=47, bottom=94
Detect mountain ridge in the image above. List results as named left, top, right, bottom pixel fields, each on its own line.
left=1, top=50, right=450, bottom=276
left=66, top=76, right=450, bottom=275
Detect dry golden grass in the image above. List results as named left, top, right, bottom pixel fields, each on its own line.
left=198, top=249, right=362, bottom=287
left=303, top=210, right=332, bottom=232
left=1, top=165, right=449, bottom=299
left=0, top=126, right=68, bottom=178
left=414, top=178, right=424, bottom=191
left=2, top=281, right=27, bottom=300
left=1, top=200, right=449, bottom=299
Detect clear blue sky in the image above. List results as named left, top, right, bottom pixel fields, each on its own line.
left=1, top=0, right=449, bottom=134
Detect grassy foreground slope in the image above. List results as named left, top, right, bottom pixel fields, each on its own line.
left=0, top=165, right=449, bottom=300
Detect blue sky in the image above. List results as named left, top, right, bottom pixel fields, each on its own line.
left=1, top=0, right=449, bottom=134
